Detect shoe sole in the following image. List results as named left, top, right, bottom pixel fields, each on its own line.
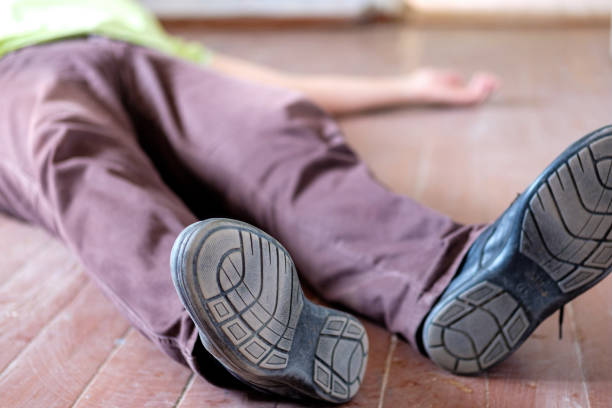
left=170, top=218, right=368, bottom=402
left=423, top=126, right=612, bottom=374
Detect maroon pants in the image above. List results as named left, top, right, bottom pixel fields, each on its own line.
left=0, top=37, right=482, bottom=376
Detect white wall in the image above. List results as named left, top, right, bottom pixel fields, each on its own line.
left=140, top=0, right=404, bottom=18
left=406, top=0, right=611, bottom=17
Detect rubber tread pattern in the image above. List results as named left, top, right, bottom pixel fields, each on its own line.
left=520, top=137, right=612, bottom=293
left=425, top=282, right=529, bottom=374
left=313, top=315, right=368, bottom=400
left=201, top=228, right=304, bottom=370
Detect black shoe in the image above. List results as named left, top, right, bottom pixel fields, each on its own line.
left=422, top=125, right=612, bottom=374
left=170, top=218, right=368, bottom=402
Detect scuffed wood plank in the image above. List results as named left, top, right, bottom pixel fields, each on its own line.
left=568, top=275, right=612, bottom=408
left=176, top=375, right=277, bottom=408
left=382, top=340, right=487, bottom=407
left=0, top=240, right=86, bottom=373
left=0, top=216, right=54, bottom=284
left=486, top=313, right=589, bottom=407
left=0, top=282, right=130, bottom=408
left=73, top=329, right=192, bottom=408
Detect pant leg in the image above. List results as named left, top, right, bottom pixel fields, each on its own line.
left=119, top=44, right=485, bottom=348
left=0, top=39, right=213, bottom=374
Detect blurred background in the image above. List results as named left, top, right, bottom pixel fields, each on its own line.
left=143, top=0, right=610, bottom=25
left=146, top=0, right=612, bottom=224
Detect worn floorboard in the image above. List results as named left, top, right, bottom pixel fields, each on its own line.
left=2, top=25, right=612, bottom=407
left=486, top=316, right=590, bottom=408
left=0, top=283, right=130, bottom=408
left=569, top=275, right=612, bottom=408
left=382, top=340, right=488, bottom=407
left=72, top=329, right=192, bottom=408
left=0, top=240, right=85, bottom=373
left=0, top=220, right=54, bottom=284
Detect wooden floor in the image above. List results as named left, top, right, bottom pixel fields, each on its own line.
left=2, top=25, right=612, bottom=407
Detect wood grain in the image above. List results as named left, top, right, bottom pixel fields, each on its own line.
left=3, top=24, right=612, bottom=407
left=382, top=340, right=488, bottom=407
left=486, top=315, right=590, bottom=408
left=0, top=240, right=86, bottom=373
left=0, top=282, right=130, bottom=408
left=568, top=275, right=612, bottom=408
left=0, top=215, right=53, bottom=284
left=72, top=329, right=192, bottom=408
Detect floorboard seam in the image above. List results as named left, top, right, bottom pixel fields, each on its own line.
left=69, top=326, right=133, bottom=408
left=377, top=334, right=398, bottom=408
left=484, top=372, right=490, bottom=408
left=0, top=265, right=86, bottom=376
left=173, top=372, right=195, bottom=408
left=568, top=303, right=592, bottom=408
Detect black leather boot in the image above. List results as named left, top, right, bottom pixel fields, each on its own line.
left=422, top=125, right=612, bottom=374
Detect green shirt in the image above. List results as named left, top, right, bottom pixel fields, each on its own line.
left=0, top=0, right=211, bottom=63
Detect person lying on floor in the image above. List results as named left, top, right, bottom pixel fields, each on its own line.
left=4, top=0, right=610, bottom=403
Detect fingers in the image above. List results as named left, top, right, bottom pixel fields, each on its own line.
left=440, top=71, right=500, bottom=105
left=469, top=72, right=500, bottom=94
left=437, top=69, right=465, bottom=86
left=405, top=68, right=501, bottom=107
left=466, top=72, right=500, bottom=103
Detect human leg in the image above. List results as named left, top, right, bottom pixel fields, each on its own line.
left=52, top=40, right=612, bottom=379
left=0, top=37, right=373, bottom=402
left=117, top=44, right=483, bottom=350
left=0, top=39, right=207, bottom=374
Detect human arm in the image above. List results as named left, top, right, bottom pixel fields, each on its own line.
left=209, top=54, right=499, bottom=115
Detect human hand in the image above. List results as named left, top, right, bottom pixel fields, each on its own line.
left=402, top=68, right=500, bottom=106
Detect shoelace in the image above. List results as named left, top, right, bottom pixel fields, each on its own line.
left=558, top=305, right=565, bottom=340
